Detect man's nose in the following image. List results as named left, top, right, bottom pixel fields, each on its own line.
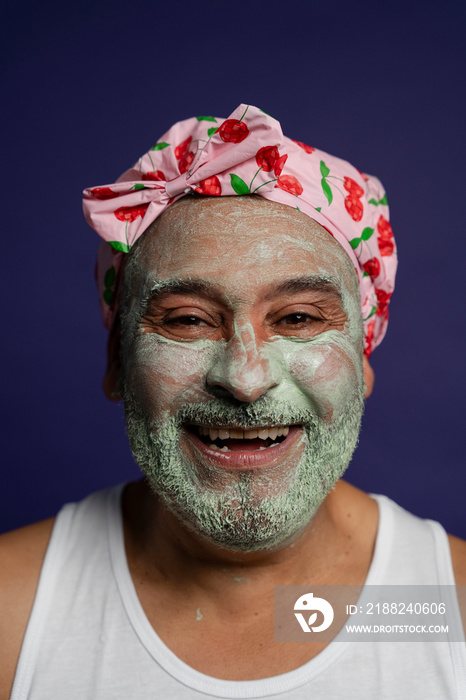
left=206, top=323, right=280, bottom=402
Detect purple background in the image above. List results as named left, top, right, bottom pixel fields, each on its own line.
left=2, top=1, right=465, bottom=536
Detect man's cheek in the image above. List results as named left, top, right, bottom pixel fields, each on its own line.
left=126, top=336, right=219, bottom=416
left=284, top=342, right=362, bottom=422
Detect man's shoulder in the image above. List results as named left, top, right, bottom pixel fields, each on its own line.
left=0, top=517, right=55, bottom=700
left=448, top=534, right=466, bottom=585
left=339, top=482, right=466, bottom=585
left=0, top=516, right=56, bottom=589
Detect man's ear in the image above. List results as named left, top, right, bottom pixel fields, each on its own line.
left=102, top=315, right=122, bottom=402
left=363, top=355, right=374, bottom=398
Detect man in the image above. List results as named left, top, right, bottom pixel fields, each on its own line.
left=1, top=105, right=465, bottom=698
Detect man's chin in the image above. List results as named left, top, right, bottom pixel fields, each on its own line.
left=124, top=392, right=364, bottom=553
left=161, top=489, right=313, bottom=553
left=138, top=438, right=337, bottom=553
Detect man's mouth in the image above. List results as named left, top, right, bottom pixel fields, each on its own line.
left=181, top=422, right=304, bottom=470
left=185, top=424, right=292, bottom=452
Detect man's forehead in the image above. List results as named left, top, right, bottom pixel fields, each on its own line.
left=120, top=196, right=363, bottom=347
left=123, top=196, right=359, bottom=311
left=137, top=196, right=354, bottom=269
left=149, top=194, right=329, bottom=237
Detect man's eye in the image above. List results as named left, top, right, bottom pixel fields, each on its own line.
left=165, top=315, right=207, bottom=326
left=279, top=313, right=320, bottom=325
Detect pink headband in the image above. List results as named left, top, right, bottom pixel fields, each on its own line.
left=83, top=104, right=397, bottom=357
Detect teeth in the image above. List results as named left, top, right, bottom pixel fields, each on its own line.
left=230, top=429, right=244, bottom=439
left=199, top=426, right=292, bottom=441
left=244, top=429, right=258, bottom=439
left=210, top=444, right=230, bottom=452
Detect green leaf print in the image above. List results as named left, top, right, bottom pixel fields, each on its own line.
left=361, top=227, right=374, bottom=240
left=368, top=194, right=388, bottom=206
left=363, top=306, right=377, bottom=321
left=104, top=266, right=116, bottom=288
left=320, top=160, right=330, bottom=178
left=349, top=237, right=361, bottom=249
left=109, top=241, right=131, bottom=253
left=207, top=127, right=218, bottom=138
left=133, top=184, right=146, bottom=190
left=103, top=289, right=114, bottom=305
left=151, top=142, right=170, bottom=151
left=230, top=174, right=250, bottom=195
left=321, top=178, right=333, bottom=205
left=196, top=116, right=217, bottom=122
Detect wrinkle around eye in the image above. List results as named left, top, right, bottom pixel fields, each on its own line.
left=269, top=311, right=346, bottom=340
left=140, top=309, right=224, bottom=341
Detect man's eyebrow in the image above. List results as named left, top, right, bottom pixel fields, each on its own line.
left=145, top=278, right=220, bottom=303
left=267, top=276, right=343, bottom=300
left=142, top=275, right=343, bottom=310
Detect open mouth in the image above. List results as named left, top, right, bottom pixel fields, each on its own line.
left=186, top=425, right=291, bottom=452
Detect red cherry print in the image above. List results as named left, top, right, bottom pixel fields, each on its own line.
left=174, top=136, right=195, bottom=174
left=178, top=152, right=194, bottom=174
left=363, top=257, right=381, bottom=279
left=343, top=177, right=364, bottom=199
left=195, top=176, right=222, bottom=196
left=91, top=187, right=118, bottom=199
left=217, top=119, right=249, bottom=144
left=175, top=136, right=192, bottom=161
left=255, top=146, right=280, bottom=172
left=274, top=154, right=288, bottom=177
left=293, top=140, right=315, bottom=154
left=142, top=170, right=166, bottom=181
left=375, top=289, right=392, bottom=316
left=114, top=204, right=149, bottom=222
left=344, top=195, right=363, bottom=221
left=275, top=174, right=303, bottom=196
left=364, top=319, right=375, bottom=358
left=377, top=215, right=395, bottom=256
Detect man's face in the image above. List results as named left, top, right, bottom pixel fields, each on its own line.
left=120, top=196, right=365, bottom=551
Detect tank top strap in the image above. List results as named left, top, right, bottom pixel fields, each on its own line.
left=10, top=485, right=126, bottom=700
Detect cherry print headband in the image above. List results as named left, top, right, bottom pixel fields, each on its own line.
left=83, top=104, right=397, bottom=357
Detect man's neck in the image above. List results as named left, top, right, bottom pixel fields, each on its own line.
left=120, top=478, right=379, bottom=679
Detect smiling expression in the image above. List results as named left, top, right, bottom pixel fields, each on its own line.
left=120, top=196, right=365, bottom=550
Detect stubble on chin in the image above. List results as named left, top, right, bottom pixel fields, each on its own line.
left=122, top=388, right=364, bottom=552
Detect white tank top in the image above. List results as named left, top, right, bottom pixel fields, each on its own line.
left=10, top=485, right=466, bottom=699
